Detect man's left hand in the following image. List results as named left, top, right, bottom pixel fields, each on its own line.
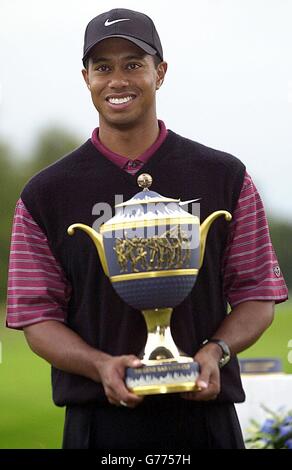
left=180, top=342, right=222, bottom=401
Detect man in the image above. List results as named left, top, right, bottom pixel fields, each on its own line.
left=6, top=8, right=288, bottom=449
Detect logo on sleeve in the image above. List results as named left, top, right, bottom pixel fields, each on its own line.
left=273, top=265, right=281, bottom=278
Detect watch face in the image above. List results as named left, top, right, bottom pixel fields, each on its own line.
left=219, top=354, right=230, bottom=368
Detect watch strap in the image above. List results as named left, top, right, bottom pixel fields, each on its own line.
left=202, top=338, right=231, bottom=368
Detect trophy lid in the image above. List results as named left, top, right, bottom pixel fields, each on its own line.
left=115, top=173, right=180, bottom=208
left=101, top=174, right=198, bottom=228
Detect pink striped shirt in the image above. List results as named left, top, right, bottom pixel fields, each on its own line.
left=6, top=125, right=288, bottom=329
left=6, top=201, right=71, bottom=329
left=222, top=174, right=287, bottom=306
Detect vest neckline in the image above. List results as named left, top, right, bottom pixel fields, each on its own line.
left=86, top=130, right=178, bottom=186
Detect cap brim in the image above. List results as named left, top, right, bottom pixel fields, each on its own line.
left=83, top=35, right=158, bottom=66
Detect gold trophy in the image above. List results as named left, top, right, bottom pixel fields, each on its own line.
left=68, top=174, right=231, bottom=395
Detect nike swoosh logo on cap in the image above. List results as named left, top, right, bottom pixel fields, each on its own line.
left=104, top=18, right=130, bottom=27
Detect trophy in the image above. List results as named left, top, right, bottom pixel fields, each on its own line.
left=68, top=174, right=231, bottom=395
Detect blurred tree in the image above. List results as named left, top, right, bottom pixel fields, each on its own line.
left=0, top=142, right=26, bottom=301
left=269, top=218, right=292, bottom=291
left=0, top=128, right=81, bottom=303
left=27, top=127, right=81, bottom=174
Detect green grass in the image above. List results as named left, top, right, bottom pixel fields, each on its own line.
left=0, top=315, right=64, bottom=449
left=0, top=300, right=291, bottom=449
left=238, top=300, right=292, bottom=373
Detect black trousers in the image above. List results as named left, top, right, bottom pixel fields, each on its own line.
left=62, top=395, right=245, bottom=450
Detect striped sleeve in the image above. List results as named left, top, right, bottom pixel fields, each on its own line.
left=6, top=199, right=72, bottom=330
left=222, top=172, right=288, bottom=308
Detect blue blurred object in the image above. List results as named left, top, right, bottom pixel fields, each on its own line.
left=239, top=357, right=283, bottom=374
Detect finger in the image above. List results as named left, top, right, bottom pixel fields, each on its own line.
left=180, top=371, right=219, bottom=401
left=121, top=355, right=143, bottom=368
left=103, top=355, right=144, bottom=407
left=195, top=367, right=211, bottom=391
left=120, top=390, right=144, bottom=408
left=120, top=397, right=144, bottom=409
left=107, top=392, right=143, bottom=408
left=195, top=370, right=220, bottom=401
left=179, top=377, right=208, bottom=398
left=196, top=379, right=208, bottom=391
left=106, top=379, right=144, bottom=408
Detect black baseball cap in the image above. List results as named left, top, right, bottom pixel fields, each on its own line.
left=82, top=8, right=163, bottom=67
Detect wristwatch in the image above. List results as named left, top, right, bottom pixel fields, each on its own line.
left=202, top=338, right=231, bottom=368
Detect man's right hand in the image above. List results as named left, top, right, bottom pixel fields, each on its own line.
left=97, top=354, right=144, bottom=408
left=24, top=320, right=144, bottom=409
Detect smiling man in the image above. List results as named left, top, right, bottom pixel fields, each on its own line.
left=6, top=8, right=288, bottom=450
left=82, top=37, right=167, bottom=157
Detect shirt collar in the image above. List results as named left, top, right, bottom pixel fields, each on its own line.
left=91, top=120, right=168, bottom=170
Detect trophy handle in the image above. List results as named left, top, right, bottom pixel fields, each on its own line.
left=199, top=210, right=232, bottom=269
left=67, top=223, right=109, bottom=277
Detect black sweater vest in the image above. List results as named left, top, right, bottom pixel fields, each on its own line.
left=21, top=130, right=246, bottom=406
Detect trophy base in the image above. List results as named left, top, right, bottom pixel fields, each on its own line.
left=125, top=360, right=200, bottom=396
